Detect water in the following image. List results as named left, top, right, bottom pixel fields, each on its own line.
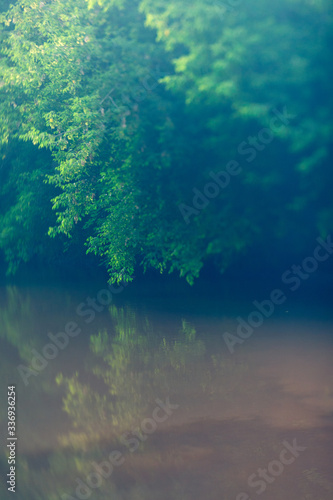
left=0, top=281, right=332, bottom=500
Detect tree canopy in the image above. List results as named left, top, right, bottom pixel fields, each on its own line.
left=0, top=0, right=332, bottom=283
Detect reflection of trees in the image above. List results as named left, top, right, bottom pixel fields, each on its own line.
left=0, top=285, right=73, bottom=366
left=0, top=286, right=35, bottom=359
left=52, top=303, right=255, bottom=500
left=56, top=304, right=252, bottom=453
left=56, top=305, right=207, bottom=449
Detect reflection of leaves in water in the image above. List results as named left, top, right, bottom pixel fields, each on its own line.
left=56, top=372, right=109, bottom=436
left=0, top=286, right=34, bottom=359
left=0, top=286, right=74, bottom=366
left=56, top=306, right=205, bottom=449
left=57, top=305, right=253, bottom=454
left=14, top=453, right=89, bottom=500
left=159, top=319, right=205, bottom=373
left=90, top=329, right=109, bottom=354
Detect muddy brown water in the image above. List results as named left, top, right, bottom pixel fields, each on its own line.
left=0, top=283, right=332, bottom=500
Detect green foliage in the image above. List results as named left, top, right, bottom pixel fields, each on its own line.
left=0, top=0, right=332, bottom=281
left=0, top=141, right=60, bottom=274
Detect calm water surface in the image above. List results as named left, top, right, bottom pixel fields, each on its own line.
left=0, top=282, right=332, bottom=500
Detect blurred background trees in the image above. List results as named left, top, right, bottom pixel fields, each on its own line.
left=0, top=0, right=332, bottom=283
